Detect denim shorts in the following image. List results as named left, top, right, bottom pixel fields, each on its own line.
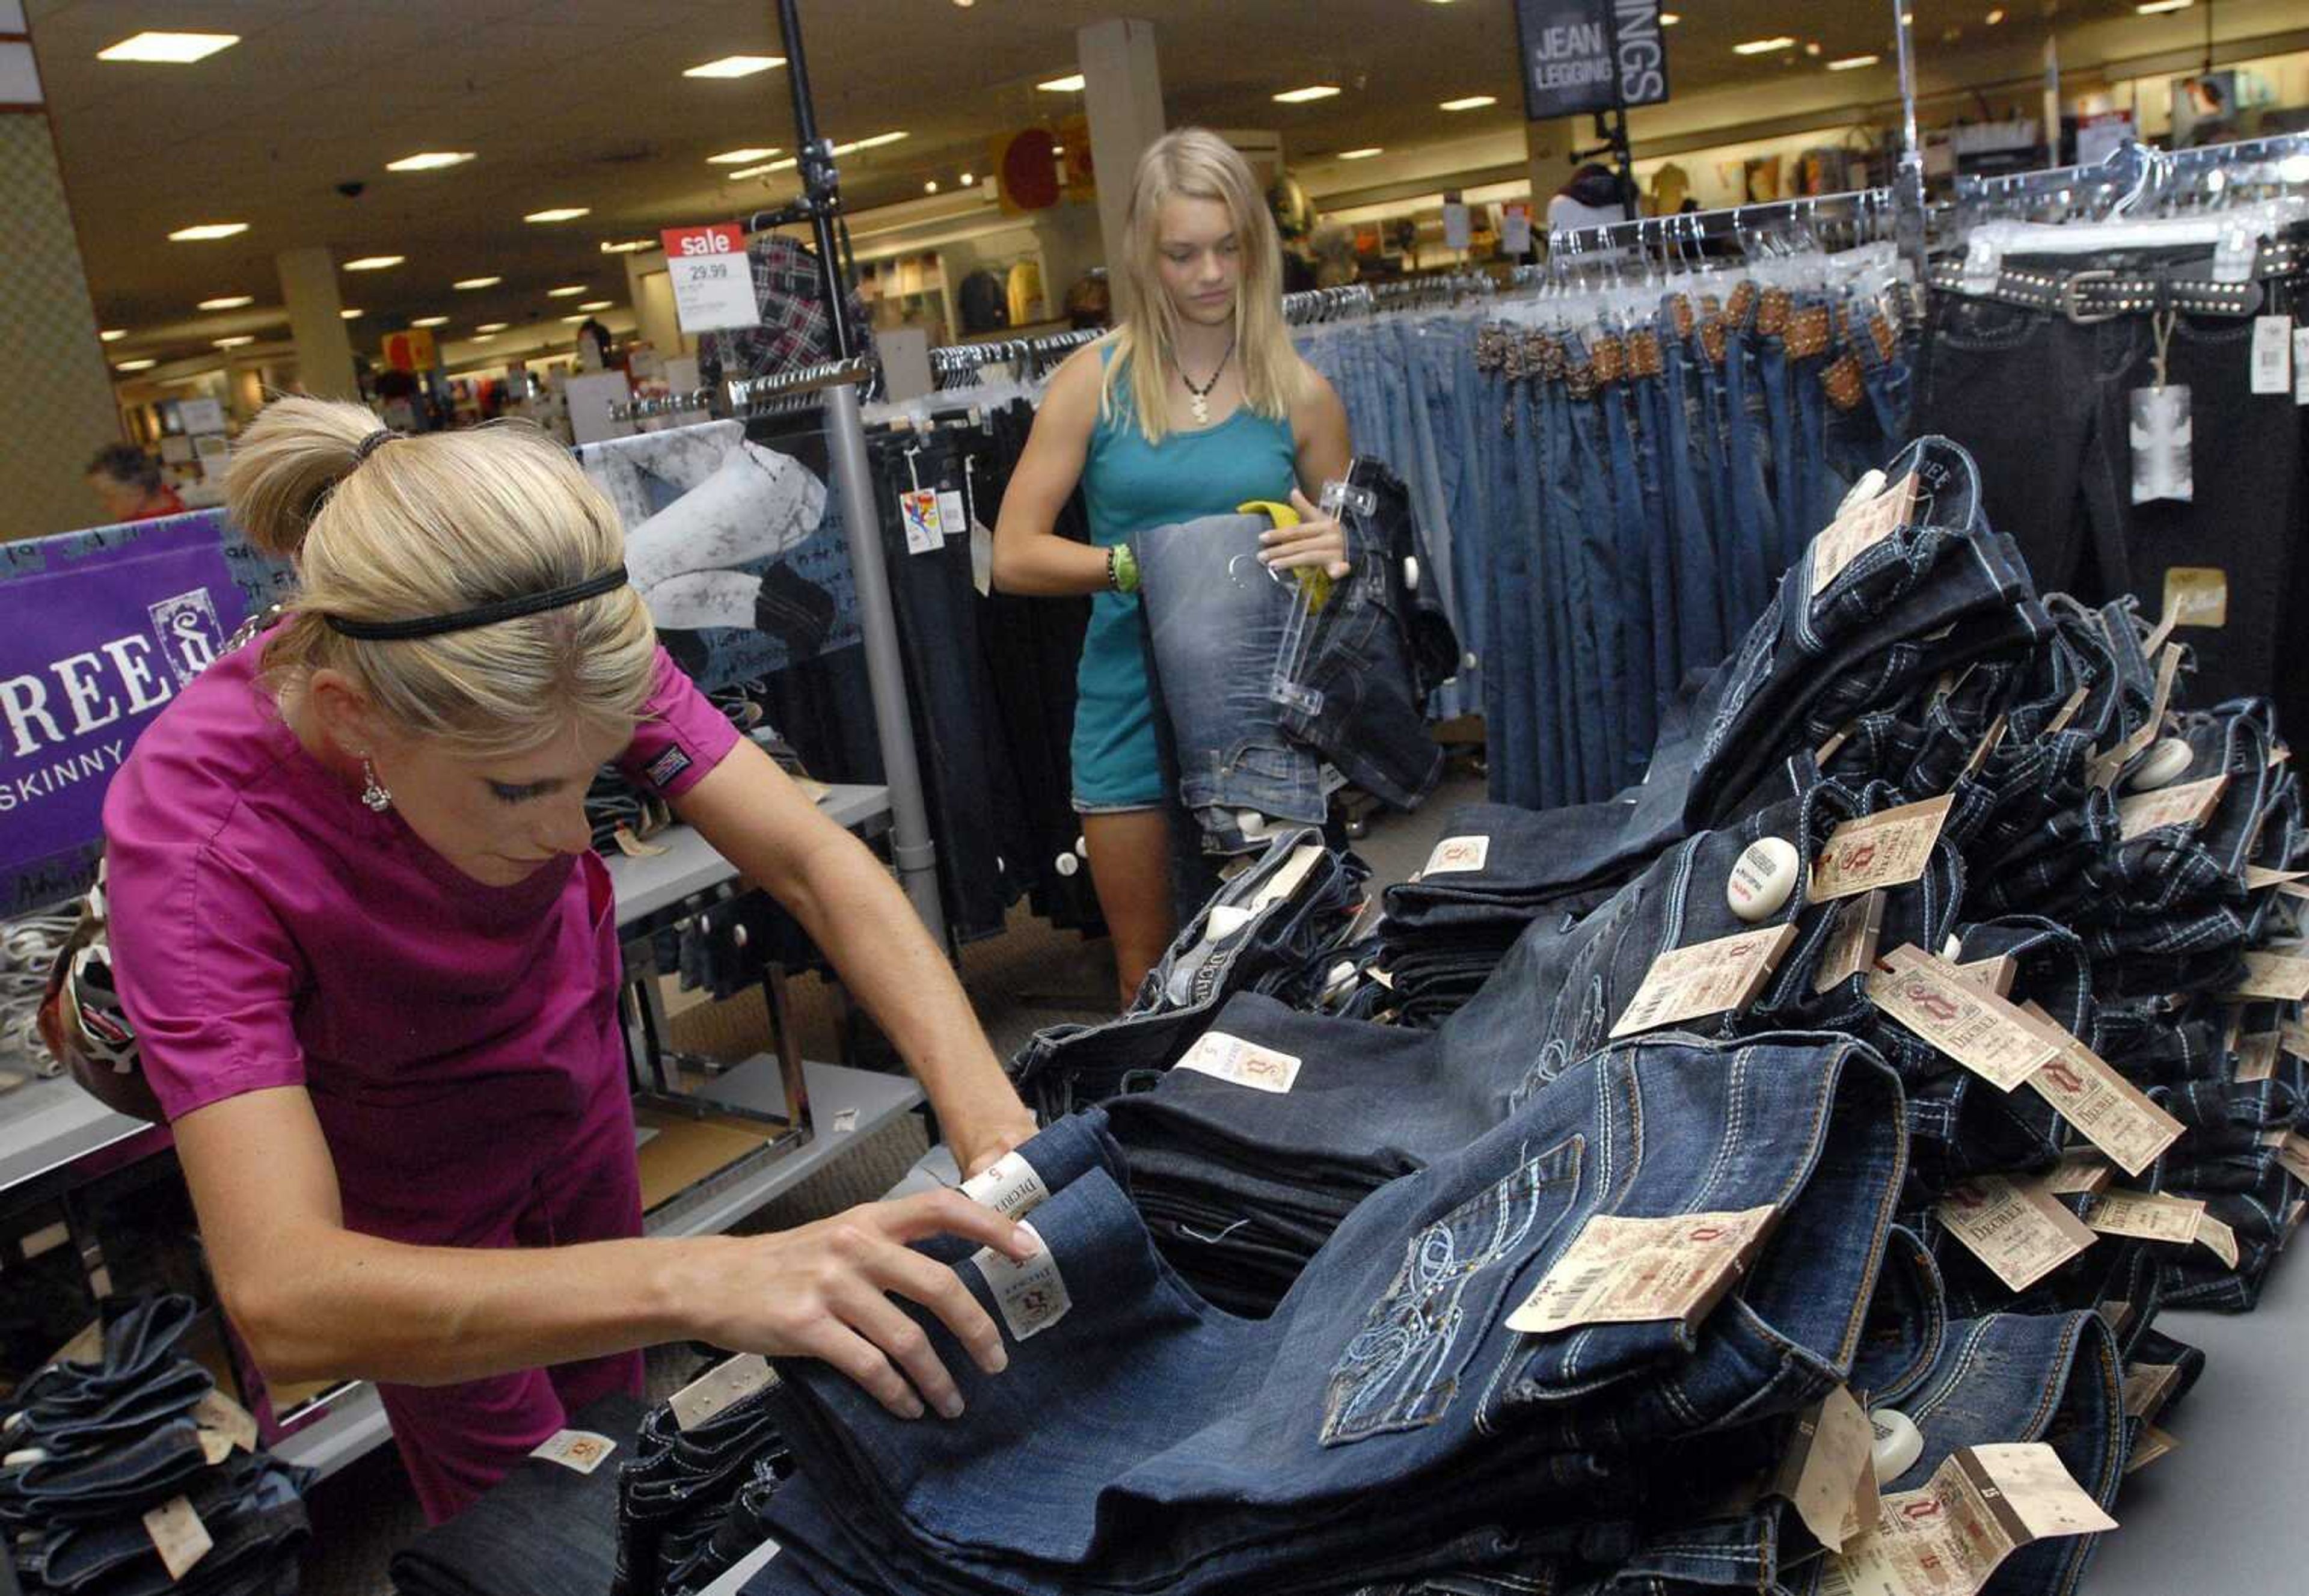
left=1072, top=794, right=1166, bottom=817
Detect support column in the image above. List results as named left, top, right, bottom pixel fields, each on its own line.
left=275, top=245, right=360, bottom=402
left=1075, top=17, right=1166, bottom=271
left=0, top=11, right=127, bottom=541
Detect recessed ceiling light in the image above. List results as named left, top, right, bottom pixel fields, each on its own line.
left=1338, top=147, right=1384, bottom=160
left=1828, top=54, right=1880, bottom=69
left=2135, top=0, right=2192, bottom=11
left=684, top=55, right=785, bottom=78
left=599, top=239, right=655, bottom=254
left=1734, top=35, right=1799, bottom=54
left=561, top=313, right=593, bottom=324
left=168, top=223, right=248, bottom=242
left=924, top=180, right=940, bottom=194
left=1660, top=11, right=1681, bottom=22
left=525, top=207, right=591, bottom=223
left=100, top=328, right=126, bottom=342
left=453, top=275, right=501, bottom=290
left=385, top=152, right=474, bottom=172
left=1985, top=7, right=2007, bottom=21
left=728, top=161, right=785, bottom=179
left=550, top=286, right=592, bottom=299
left=471, top=334, right=495, bottom=343
left=97, top=32, right=238, bottom=64
left=343, top=255, right=405, bottom=271
left=708, top=147, right=782, bottom=164
left=115, top=358, right=158, bottom=372
left=198, top=295, right=254, bottom=310
left=411, top=316, right=450, bottom=328
left=340, top=308, right=364, bottom=319
left=213, top=335, right=255, bottom=348
left=477, top=322, right=509, bottom=333
left=1439, top=95, right=1496, bottom=111
left=1037, top=73, right=1086, bottom=93
left=1274, top=85, right=1342, bottom=103
left=845, top=131, right=910, bottom=152
left=578, top=300, right=614, bottom=311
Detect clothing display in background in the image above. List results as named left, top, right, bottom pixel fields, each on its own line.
left=4, top=1295, right=315, bottom=1596
left=1005, top=259, right=1044, bottom=327
left=577, top=424, right=860, bottom=693
left=955, top=270, right=1010, bottom=336
left=1915, top=213, right=2308, bottom=738
left=697, top=235, right=876, bottom=394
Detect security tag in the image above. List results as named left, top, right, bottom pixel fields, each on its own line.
left=2249, top=316, right=2292, bottom=395
left=2129, top=384, right=2192, bottom=504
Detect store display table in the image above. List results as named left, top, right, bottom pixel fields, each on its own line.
left=604, top=784, right=892, bottom=923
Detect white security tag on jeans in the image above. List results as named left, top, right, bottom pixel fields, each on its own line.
left=960, top=1150, right=1050, bottom=1220
left=2128, top=385, right=2192, bottom=504
left=1175, top=1030, right=1302, bottom=1093
left=530, top=1429, right=618, bottom=1474
left=972, top=1221, right=1070, bottom=1342
left=1423, top=835, right=1491, bottom=876
left=2251, top=316, right=2293, bottom=395
left=938, top=490, right=967, bottom=538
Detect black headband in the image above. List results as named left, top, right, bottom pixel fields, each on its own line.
left=351, top=428, right=400, bottom=464
left=324, top=566, right=632, bottom=641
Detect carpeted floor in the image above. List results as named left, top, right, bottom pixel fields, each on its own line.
left=300, top=768, right=1483, bottom=1593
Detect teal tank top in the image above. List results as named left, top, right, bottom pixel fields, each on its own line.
left=1069, top=346, right=1299, bottom=808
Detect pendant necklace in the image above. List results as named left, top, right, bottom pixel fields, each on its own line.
left=1182, top=331, right=1236, bottom=425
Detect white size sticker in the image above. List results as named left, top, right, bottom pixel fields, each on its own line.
left=1422, top=835, right=1491, bottom=876
left=1174, top=1030, right=1303, bottom=1093
left=972, top=1221, right=1070, bottom=1341
left=669, top=1354, right=777, bottom=1432
left=530, top=1429, right=617, bottom=1474
left=937, top=490, right=967, bottom=539
left=959, top=1150, right=1051, bottom=1220
left=2250, top=316, right=2293, bottom=396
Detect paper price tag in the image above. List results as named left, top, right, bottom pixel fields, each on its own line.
left=2273, top=1132, right=2309, bottom=1188
left=937, top=489, right=967, bottom=539
left=1968, top=1443, right=2119, bottom=1540
left=2195, top=1212, right=2240, bottom=1268
left=2043, top=1151, right=2113, bottom=1197
left=2281, top=1021, right=2309, bottom=1063
left=2043, top=684, right=2092, bottom=737
left=1810, top=468, right=1919, bottom=598
left=1175, top=1031, right=1303, bottom=1093
left=2161, top=566, right=2228, bottom=630
left=2244, top=866, right=2306, bottom=891
left=959, top=1150, right=1051, bottom=1220
left=198, top=1429, right=233, bottom=1466
left=2115, top=773, right=2227, bottom=841
left=2223, top=951, right=2309, bottom=1002
left=972, top=1221, right=1070, bottom=1342
left=1770, top=1386, right=1878, bottom=1552
left=1506, top=1204, right=1778, bottom=1335
left=669, top=1354, right=777, bottom=1432
left=901, top=490, right=943, bottom=554
left=1815, top=891, right=1885, bottom=994
left=1866, top=946, right=2063, bottom=1091
left=2250, top=316, right=2293, bottom=395
left=1811, top=795, right=1954, bottom=902
left=1935, top=1173, right=2097, bottom=1292
left=143, top=1496, right=213, bottom=1582
left=659, top=224, right=761, bottom=334
left=1823, top=1443, right=2114, bottom=1596
left=1954, top=954, right=2017, bottom=999
left=2082, top=1189, right=2204, bottom=1247
left=2235, top=1031, right=2279, bottom=1082
left=1608, top=922, right=1798, bottom=1039
left=1422, top=835, right=1491, bottom=876
left=2016, top=1002, right=2183, bottom=1177
left=2127, top=1425, right=2178, bottom=1474
left=2122, top=1361, right=2181, bottom=1423
left=191, top=1390, right=258, bottom=1453
left=530, top=1429, right=617, bottom=1474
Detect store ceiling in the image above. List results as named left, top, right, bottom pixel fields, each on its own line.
left=29, top=0, right=2160, bottom=367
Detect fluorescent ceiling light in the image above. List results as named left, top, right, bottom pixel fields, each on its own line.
left=1338, top=147, right=1384, bottom=161
left=1438, top=95, right=1495, bottom=111
left=684, top=55, right=784, bottom=78
left=842, top=131, right=910, bottom=152
left=100, top=329, right=126, bottom=342
left=578, top=300, right=613, bottom=311
left=2135, top=0, right=2191, bottom=11
left=561, top=313, right=593, bottom=324
left=343, top=255, right=405, bottom=271
left=198, top=295, right=253, bottom=310
left=730, top=158, right=799, bottom=178
left=385, top=151, right=474, bottom=172
left=340, top=308, right=364, bottom=319
left=1660, top=11, right=1681, bottom=22
left=708, top=147, right=781, bottom=164
left=471, top=334, right=495, bottom=343
left=213, top=335, right=254, bottom=348
left=1827, top=54, right=1880, bottom=69
left=453, top=275, right=501, bottom=290
left=97, top=32, right=238, bottom=64
left=168, top=223, right=248, bottom=241
left=599, top=238, right=654, bottom=253
left=1274, top=85, right=1342, bottom=104
left=548, top=284, right=589, bottom=298
left=1036, top=73, right=1086, bottom=92
left=476, top=322, right=509, bottom=333
left=525, top=207, right=590, bottom=223
left=1734, top=35, right=1799, bottom=53
left=411, top=316, right=449, bottom=328
left=115, top=359, right=158, bottom=372
left=1985, top=8, right=2007, bottom=21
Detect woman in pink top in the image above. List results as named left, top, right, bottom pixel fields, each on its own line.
left=100, top=398, right=1040, bottom=1523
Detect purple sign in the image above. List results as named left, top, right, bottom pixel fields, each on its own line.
left=1, top=512, right=247, bottom=914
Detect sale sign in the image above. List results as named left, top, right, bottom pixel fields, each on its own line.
left=660, top=224, right=761, bottom=334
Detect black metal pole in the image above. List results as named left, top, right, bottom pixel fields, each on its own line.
left=775, top=0, right=854, bottom=360
left=1597, top=0, right=1637, bottom=219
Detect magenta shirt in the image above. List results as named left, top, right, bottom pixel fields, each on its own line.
left=100, top=636, right=740, bottom=1245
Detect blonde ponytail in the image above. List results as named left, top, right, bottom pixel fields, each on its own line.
left=225, top=397, right=657, bottom=760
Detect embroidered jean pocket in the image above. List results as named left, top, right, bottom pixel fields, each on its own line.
left=1320, top=1134, right=1583, bottom=1446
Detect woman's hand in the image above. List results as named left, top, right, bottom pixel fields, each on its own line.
left=945, top=1099, right=1043, bottom=1181
left=685, top=1191, right=1037, bottom=1422
left=1258, top=487, right=1352, bottom=580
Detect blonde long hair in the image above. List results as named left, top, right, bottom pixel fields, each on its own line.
left=225, top=397, right=657, bottom=761
left=1100, top=127, right=1311, bottom=444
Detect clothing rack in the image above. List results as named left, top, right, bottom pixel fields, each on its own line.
left=607, top=388, right=715, bottom=425
left=726, top=354, right=877, bottom=417
left=928, top=327, right=1102, bottom=388
left=1547, top=185, right=1905, bottom=263
left=1953, top=129, right=2309, bottom=227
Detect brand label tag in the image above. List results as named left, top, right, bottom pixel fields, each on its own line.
left=1422, top=835, right=1491, bottom=876
left=669, top=1353, right=777, bottom=1432
left=972, top=1221, right=1071, bottom=1341
left=2082, top=1189, right=2205, bottom=1247
left=2115, top=773, right=2227, bottom=841
left=1174, top=1031, right=1304, bottom=1093
left=2245, top=866, right=2306, bottom=891
left=1866, top=946, right=2064, bottom=1091
left=1954, top=954, right=2017, bottom=998
left=1810, top=469, right=1919, bottom=598
left=192, top=1390, right=258, bottom=1453
left=2043, top=684, right=2092, bottom=737
left=530, top=1429, right=617, bottom=1474
left=1250, top=843, right=1326, bottom=910
left=1811, top=794, right=1954, bottom=902
left=2161, top=566, right=2228, bottom=630
left=2224, top=952, right=2309, bottom=1002
left=2016, top=1002, right=2184, bottom=1177
left=959, top=1150, right=1051, bottom=1220
left=2250, top=315, right=2293, bottom=394
left=2235, top=1031, right=2279, bottom=1083
left=1610, top=922, right=1799, bottom=1039
left=2122, top=1361, right=2180, bottom=1423
left=2043, top=1151, right=2113, bottom=1198
left=143, top=1496, right=213, bottom=1582
left=1935, top=1173, right=2098, bottom=1292
left=1507, top=1204, right=1779, bottom=1335
left=1820, top=1443, right=2115, bottom=1596
left=2127, top=1424, right=2178, bottom=1474
left=1815, top=891, right=1885, bottom=994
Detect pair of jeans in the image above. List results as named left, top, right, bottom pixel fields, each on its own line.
left=613, top=1378, right=793, bottom=1596
left=21, top=1455, right=310, bottom=1596
left=751, top=1031, right=1904, bottom=1596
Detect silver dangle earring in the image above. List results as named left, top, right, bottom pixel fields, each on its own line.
left=360, top=758, right=393, bottom=813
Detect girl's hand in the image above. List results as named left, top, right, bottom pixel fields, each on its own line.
left=1259, top=488, right=1352, bottom=580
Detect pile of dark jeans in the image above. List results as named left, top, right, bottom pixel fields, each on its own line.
left=610, top=1381, right=790, bottom=1596
left=2, top=1296, right=312, bottom=1596
left=612, top=432, right=2299, bottom=1595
